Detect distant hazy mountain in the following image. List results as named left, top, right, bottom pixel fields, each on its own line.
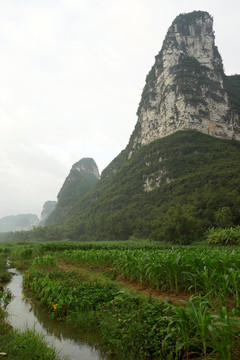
left=0, top=214, right=39, bottom=232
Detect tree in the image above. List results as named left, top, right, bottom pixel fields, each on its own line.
left=150, top=205, right=199, bottom=244
left=214, top=207, right=233, bottom=228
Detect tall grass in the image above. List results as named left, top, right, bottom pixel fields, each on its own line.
left=0, top=253, right=60, bottom=360
left=57, top=246, right=240, bottom=305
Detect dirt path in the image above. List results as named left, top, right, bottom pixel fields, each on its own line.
left=57, top=259, right=191, bottom=305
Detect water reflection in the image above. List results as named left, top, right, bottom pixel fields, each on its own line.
left=6, top=268, right=103, bottom=360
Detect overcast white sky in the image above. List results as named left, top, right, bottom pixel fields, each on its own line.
left=0, top=0, right=239, bottom=219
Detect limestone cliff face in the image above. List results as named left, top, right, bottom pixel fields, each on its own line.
left=128, top=11, right=240, bottom=156
left=65, top=158, right=100, bottom=185
left=39, top=201, right=57, bottom=226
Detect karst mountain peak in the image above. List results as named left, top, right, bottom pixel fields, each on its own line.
left=127, top=10, right=240, bottom=157
left=22, top=10, right=240, bottom=243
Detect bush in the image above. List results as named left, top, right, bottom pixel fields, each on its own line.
left=206, top=226, right=240, bottom=245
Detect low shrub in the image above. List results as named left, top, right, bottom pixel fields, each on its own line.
left=206, top=226, right=240, bottom=245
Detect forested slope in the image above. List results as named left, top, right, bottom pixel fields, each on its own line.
left=61, top=130, right=240, bottom=241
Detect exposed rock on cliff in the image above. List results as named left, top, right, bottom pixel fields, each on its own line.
left=39, top=201, right=57, bottom=226
left=128, top=11, right=240, bottom=157
left=45, top=11, right=240, bottom=242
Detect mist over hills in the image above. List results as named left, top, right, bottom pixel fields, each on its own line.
left=0, top=214, right=39, bottom=233
left=0, top=201, right=57, bottom=233
left=39, top=201, right=57, bottom=226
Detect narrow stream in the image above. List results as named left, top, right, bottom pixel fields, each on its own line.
left=5, top=267, right=104, bottom=360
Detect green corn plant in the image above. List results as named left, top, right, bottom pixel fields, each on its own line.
left=217, top=273, right=230, bottom=307
left=166, top=305, right=193, bottom=359
left=55, top=245, right=240, bottom=303
left=33, top=254, right=56, bottom=270
left=180, top=296, right=212, bottom=358
left=209, top=305, right=240, bottom=360
left=228, top=268, right=240, bottom=306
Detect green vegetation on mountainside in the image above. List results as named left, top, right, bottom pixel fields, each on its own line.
left=58, top=170, right=98, bottom=209
left=61, top=130, right=240, bottom=241
left=2, top=130, right=240, bottom=243
left=175, top=56, right=225, bottom=105
left=224, top=74, right=240, bottom=116
left=46, top=166, right=99, bottom=226
left=172, top=11, right=212, bottom=37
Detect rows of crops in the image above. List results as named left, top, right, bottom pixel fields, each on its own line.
left=3, top=242, right=240, bottom=359
left=23, top=252, right=240, bottom=360
left=55, top=246, right=240, bottom=307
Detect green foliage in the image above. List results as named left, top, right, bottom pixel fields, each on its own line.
left=33, top=254, right=57, bottom=270
left=46, top=159, right=99, bottom=226
left=0, top=287, right=12, bottom=307
left=0, top=325, right=59, bottom=360
left=21, top=244, right=240, bottom=359
left=3, top=131, right=240, bottom=243
left=0, top=254, right=60, bottom=360
left=97, top=294, right=172, bottom=359
left=61, top=130, right=240, bottom=242
left=57, top=170, right=98, bottom=208
left=206, top=226, right=240, bottom=245
left=172, top=11, right=212, bottom=37
left=175, top=56, right=224, bottom=105
left=57, top=246, right=240, bottom=305
left=168, top=296, right=240, bottom=359
left=0, top=224, right=69, bottom=242
left=24, top=265, right=174, bottom=359
left=29, top=11, right=240, bottom=243
left=215, top=207, right=233, bottom=228
left=19, top=247, right=33, bottom=259
left=24, top=268, right=119, bottom=319
left=224, top=74, right=240, bottom=116
left=0, top=254, right=11, bottom=283
left=150, top=205, right=199, bottom=244
left=137, top=65, right=157, bottom=116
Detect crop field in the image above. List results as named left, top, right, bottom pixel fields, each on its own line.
left=56, top=246, right=240, bottom=305
left=2, top=241, right=240, bottom=359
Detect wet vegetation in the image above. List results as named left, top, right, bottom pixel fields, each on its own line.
left=0, top=250, right=60, bottom=360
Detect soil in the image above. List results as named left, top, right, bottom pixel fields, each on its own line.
left=57, top=259, right=191, bottom=305
left=116, top=277, right=190, bottom=304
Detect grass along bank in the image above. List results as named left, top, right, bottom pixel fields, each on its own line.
left=0, top=250, right=60, bottom=360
